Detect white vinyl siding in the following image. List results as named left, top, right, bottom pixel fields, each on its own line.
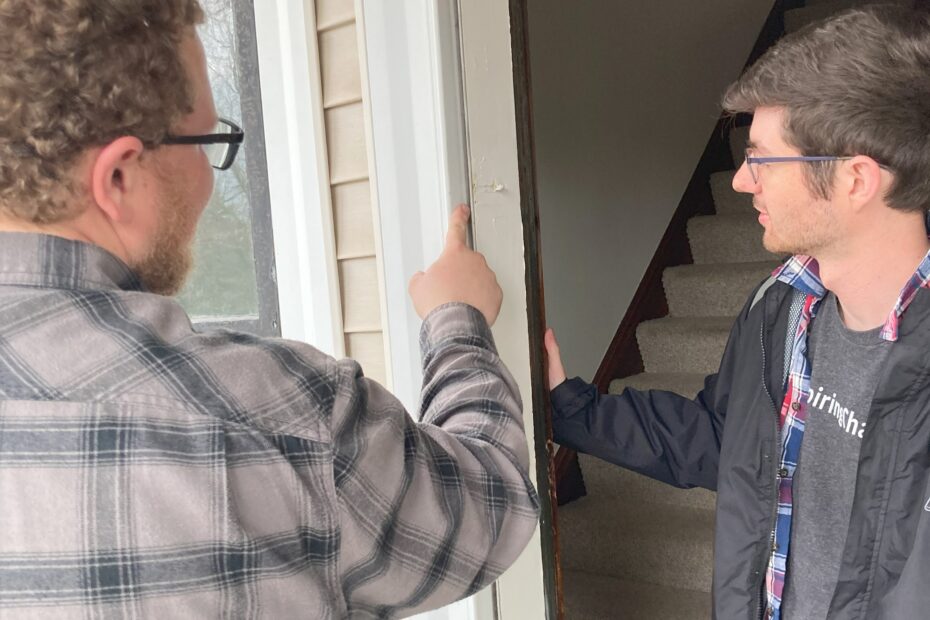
left=314, top=0, right=389, bottom=386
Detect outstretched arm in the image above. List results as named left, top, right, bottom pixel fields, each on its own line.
left=331, top=206, right=539, bottom=617
left=545, top=328, right=726, bottom=490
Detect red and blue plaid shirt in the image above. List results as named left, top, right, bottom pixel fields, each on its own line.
left=763, top=249, right=930, bottom=619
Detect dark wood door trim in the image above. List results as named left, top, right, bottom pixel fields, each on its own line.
left=509, top=0, right=562, bottom=617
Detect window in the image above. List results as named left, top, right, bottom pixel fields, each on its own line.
left=177, top=0, right=280, bottom=336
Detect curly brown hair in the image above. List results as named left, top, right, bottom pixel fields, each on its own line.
left=0, top=0, right=204, bottom=223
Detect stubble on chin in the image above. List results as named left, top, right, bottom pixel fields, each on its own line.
left=760, top=222, right=822, bottom=258
left=131, top=185, right=197, bottom=296
left=134, top=233, right=193, bottom=296
left=761, top=230, right=788, bottom=255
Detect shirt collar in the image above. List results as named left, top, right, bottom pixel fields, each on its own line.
left=773, top=255, right=826, bottom=299
left=773, top=247, right=930, bottom=342
left=0, top=232, right=144, bottom=293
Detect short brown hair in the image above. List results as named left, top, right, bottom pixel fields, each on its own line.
left=723, top=5, right=930, bottom=212
left=0, top=0, right=204, bottom=223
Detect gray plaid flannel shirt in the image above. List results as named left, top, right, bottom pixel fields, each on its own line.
left=0, top=233, right=539, bottom=619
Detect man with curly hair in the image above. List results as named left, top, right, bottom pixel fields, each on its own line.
left=0, top=1, right=539, bottom=617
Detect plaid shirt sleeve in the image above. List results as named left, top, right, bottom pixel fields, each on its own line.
left=329, top=303, right=540, bottom=617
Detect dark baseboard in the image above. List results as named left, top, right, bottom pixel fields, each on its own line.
left=555, top=449, right=586, bottom=506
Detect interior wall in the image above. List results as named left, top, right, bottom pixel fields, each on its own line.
left=529, top=0, right=774, bottom=379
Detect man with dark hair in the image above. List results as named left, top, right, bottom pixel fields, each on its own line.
left=0, top=1, right=538, bottom=617
left=547, top=5, right=930, bottom=619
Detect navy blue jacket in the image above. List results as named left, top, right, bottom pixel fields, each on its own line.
left=552, top=279, right=930, bottom=619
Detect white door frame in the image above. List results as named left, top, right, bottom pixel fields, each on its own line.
left=362, top=0, right=555, bottom=618
left=458, top=1, right=553, bottom=618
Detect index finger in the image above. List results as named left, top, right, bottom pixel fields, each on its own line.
left=444, top=204, right=470, bottom=249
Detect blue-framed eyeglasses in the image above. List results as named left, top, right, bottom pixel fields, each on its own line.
left=743, top=148, right=852, bottom=184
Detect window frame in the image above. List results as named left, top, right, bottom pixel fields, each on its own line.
left=190, top=0, right=282, bottom=338
left=251, top=0, right=344, bottom=355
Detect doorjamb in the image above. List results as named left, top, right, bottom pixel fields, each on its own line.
left=457, top=0, right=560, bottom=617
left=505, top=1, right=562, bottom=616
left=358, top=0, right=560, bottom=615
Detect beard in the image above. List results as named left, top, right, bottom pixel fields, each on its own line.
left=758, top=198, right=835, bottom=258
left=131, top=180, right=198, bottom=296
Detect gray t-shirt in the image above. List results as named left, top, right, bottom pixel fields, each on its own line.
left=782, top=293, right=892, bottom=619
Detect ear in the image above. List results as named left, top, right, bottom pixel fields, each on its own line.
left=842, top=155, right=886, bottom=212
left=89, top=136, right=146, bottom=225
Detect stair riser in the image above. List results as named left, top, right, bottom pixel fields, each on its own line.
left=687, top=216, right=779, bottom=264
left=709, top=171, right=753, bottom=216
left=638, top=324, right=728, bottom=375
left=562, top=570, right=711, bottom=620
left=579, top=455, right=717, bottom=512
left=664, top=267, right=773, bottom=317
left=729, top=126, right=749, bottom=169
left=560, top=505, right=715, bottom=592
left=665, top=285, right=752, bottom=317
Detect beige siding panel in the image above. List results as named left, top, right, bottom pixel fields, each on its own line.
left=333, top=181, right=375, bottom=259
left=319, top=24, right=362, bottom=108
left=325, top=102, right=369, bottom=184
left=339, top=257, right=381, bottom=331
left=345, top=332, right=388, bottom=386
left=316, top=0, right=354, bottom=31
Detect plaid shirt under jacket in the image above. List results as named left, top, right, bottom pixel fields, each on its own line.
left=763, top=250, right=930, bottom=620
left=0, top=233, right=539, bottom=619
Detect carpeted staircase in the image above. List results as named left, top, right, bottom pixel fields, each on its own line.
left=555, top=2, right=892, bottom=616
left=558, top=122, right=777, bottom=620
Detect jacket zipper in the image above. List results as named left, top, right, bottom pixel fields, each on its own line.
left=757, top=319, right=782, bottom=620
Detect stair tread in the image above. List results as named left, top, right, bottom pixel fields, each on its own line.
left=562, top=569, right=711, bottom=620
left=664, top=259, right=778, bottom=280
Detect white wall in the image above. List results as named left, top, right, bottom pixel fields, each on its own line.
left=529, top=1, right=774, bottom=378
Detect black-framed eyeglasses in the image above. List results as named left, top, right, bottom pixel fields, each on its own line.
left=162, top=118, right=244, bottom=170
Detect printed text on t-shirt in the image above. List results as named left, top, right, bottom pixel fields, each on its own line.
left=806, top=386, right=866, bottom=440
